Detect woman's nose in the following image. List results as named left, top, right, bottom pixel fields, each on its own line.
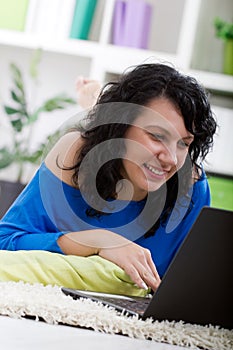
left=157, top=144, right=178, bottom=166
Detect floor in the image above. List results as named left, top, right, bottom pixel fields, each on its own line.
left=0, top=315, right=191, bottom=350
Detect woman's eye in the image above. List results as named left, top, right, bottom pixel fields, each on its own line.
left=149, top=133, right=164, bottom=141
left=178, top=140, right=189, bottom=148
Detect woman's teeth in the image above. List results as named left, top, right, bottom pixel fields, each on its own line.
left=144, top=163, right=164, bottom=175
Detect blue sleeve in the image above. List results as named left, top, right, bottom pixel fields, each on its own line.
left=14, top=231, right=65, bottom=253
left=0, top=215, right=65, bottom=253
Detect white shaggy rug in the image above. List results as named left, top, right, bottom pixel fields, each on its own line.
left=0, top=281, right=232, bottom=350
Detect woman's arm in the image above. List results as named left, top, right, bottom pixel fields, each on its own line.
left=57, top=229, right=161, bottom=291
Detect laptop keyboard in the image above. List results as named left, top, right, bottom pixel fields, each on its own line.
left=61, top=287, right=152, bottom=316
left=95, top=295, right=151, bottom=315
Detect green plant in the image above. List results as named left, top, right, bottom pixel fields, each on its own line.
left=214, top=17, right=233, bottom=41
left=0, top=54, right=76, bottom=183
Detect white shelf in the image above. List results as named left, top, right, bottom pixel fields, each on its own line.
left=0, top=29, right=178, bottom=62
left=0, top=29, right=233, bottom=95
left=188, top=70, right=233, bottom=95
left=0, top=30, right=100, bottom=58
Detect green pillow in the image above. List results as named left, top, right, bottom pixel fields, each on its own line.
left=0, top=250, right=148, bottom=296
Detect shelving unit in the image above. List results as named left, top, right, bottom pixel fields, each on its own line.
left=0, top=0, right=233, bottom=86
left=0, top=0, right=232, bottom=177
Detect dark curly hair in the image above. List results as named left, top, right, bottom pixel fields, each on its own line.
left=66, top=63, right=217, bottom=237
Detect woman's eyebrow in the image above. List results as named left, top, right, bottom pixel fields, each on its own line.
left=182, top=135, right=194, bottom=141
left=144, top=125, right=172, bottom=136
left=144, top=125, right=194, bottom=140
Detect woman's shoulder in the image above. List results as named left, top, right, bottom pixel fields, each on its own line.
left=44, top=131, right=83, bottom=186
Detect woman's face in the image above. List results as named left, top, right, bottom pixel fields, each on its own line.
left=121, top=98, right=194, bottom=201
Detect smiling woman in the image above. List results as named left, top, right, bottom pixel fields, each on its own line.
left=0, top=63, right=217, bottom=293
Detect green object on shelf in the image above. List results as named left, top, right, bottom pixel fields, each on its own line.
left=214, top=17, right=233, bottom=76
left=0, top=0, right=29, bottom=31
left=208, top=176, right=233, bottom=211
left=70, top=0, right=97, bottom=40
left=224, top=39, right=233, bottom=75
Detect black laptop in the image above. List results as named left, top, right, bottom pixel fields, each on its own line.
left=62, top=207, right=233, bottom=330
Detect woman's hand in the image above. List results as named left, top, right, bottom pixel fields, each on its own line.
left=58, top=229, right=161, bottom=291
left=98, top=242, right=161, bottom=292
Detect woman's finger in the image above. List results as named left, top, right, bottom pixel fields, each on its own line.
left=145, top=251, right=161, bottom=284
left=123, top=264, right=149, bottom=290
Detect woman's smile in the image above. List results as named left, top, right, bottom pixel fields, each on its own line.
left=143, top=162, right=168, bottom=179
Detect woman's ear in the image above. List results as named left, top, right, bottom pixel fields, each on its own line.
left=75, top=76, right=102, bottom=109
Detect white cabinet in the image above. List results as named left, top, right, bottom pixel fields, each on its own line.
left=0, top=0, right=232, bottom=176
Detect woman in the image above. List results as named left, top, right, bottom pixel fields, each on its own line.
left=0, top=63, right=216, bottom=292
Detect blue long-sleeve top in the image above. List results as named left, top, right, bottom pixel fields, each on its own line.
left=0, top=162, right=210, bottom=277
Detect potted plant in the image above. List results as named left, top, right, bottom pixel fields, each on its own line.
left=0, top=52, right=76, bottom=218
left=214, top=17, right=233, bottom=75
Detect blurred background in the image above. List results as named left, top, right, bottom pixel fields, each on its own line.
left=0, top=0, right=232, bottom=217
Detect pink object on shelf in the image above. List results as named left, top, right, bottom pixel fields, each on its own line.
left=112, top=0, right=152, bottom=49
left=112, top=0, right=126, bottom=46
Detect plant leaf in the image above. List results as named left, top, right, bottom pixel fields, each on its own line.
left=25, top=129, right=64, bottom=163
left=0, top=148, right=14, bottom=168
left=4, top=105, right=20, bottom=115
left=29, top=48, right=42, bottom=80
left=10, top=63, right=25, bottom=95
left=39, top=95, right=76, bottom=112
left=214, top=17, right=233, bottom=40
left=11, top=90, right=24, bottom=104
left=21, top=149, right=44, bottom=164
left=26, top=111, right=39, bottom=124
left=11, top=119, right=23, bottom=132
